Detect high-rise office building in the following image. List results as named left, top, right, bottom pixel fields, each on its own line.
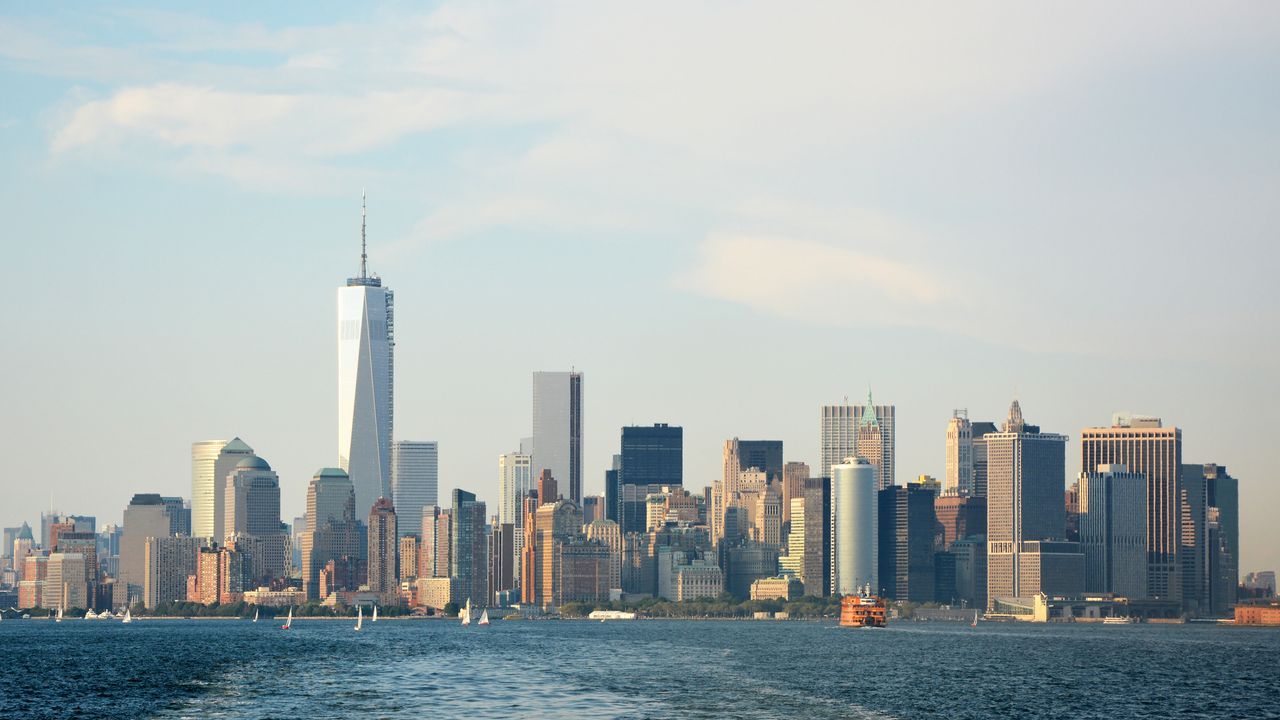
left=116, top=494, right=178, bottom=607
left=499, top=452, right=533, bottom=526
left=451, top=490, right=488, bottom=607
left=934, top=494, right=985, bottom=552
left=391, top=441, right=438, bottom=537
left=604, top=454, right=622, bottom=523
left=986, top=401, right=1070, bottom=604
left=143, top=537, right=203, bottom=609
left=46, top=552, right=87, bottom=611
left=489, top=522, right=516, bottom=605
left=367, top=497, right=398, bottom=599
left=945, top=411, right=973, bottom=495
left=191, top=438, right=255, bottom=542
left=820, top=396, right=895, bottom=486
left=420, top=507, right=452, bottom=579
left=1202, top=464, right=1239, bottom=613
left=780, top=462, right=810, bottom=542
left=338, top=193, right=395, bottom=519
left=300, top=468, right=364, bottom=600
left=619, top=424, right=683, bottom=486
left=1081, top=414, right=1182, bottom=603
left=831, top=458, right=877, bottom=595
left=224, top=455, right=285, bottom=583
left=878, top=482, right=938, bottom=601
left=802, top=477, right=832, bottom=596
left=1079, top=464, right=1147, bottom=598
left=1180, top=462, right=1240, bottom=615
left=532, top=371, right=583, bottom=504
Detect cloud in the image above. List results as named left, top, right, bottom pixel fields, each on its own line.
left=679, top=233, right=957, bottom=331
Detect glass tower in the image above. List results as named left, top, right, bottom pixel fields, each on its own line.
left=338, top=193, right=394, bottom=519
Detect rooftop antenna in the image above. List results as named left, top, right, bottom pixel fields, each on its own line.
left=360, top=189, right=368, bottom=279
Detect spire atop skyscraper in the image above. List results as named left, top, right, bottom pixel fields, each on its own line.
left=1005, top=399, right=1025, bottom=433
left=360, top=189, right=367, bottom=280
left=860, top=388, right=878, bottom=427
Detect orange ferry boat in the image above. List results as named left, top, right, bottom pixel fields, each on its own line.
left=840, top=588, right=887, bottom=628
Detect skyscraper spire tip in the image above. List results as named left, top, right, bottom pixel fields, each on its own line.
left=360, top=191, right=368, bottom=279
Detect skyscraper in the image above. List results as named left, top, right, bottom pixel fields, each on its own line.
left=1081, top=414, right=1182, bottom=603
left=300, top=468, right=364, bottom=600
left=1179, top=462, right=1239, bottom=615
left=820, top=396, right=896, bottom=485
left=143, top=537, right=203, bottom=609
left=451, top=489, right=488, bottom=608
left=338, top=193, right=395, bottom=519
left=224, top=455, right=286, bottom=584
left=532, top=371, right=583, bottom=504
left=877, top=482, right=937, bottom=601
left=191, top=438, right=255, bottom=542
left=367, top=498, right=398, bottom=600
left=116, top=494, right=177, bottom=607
left=498, top=452, right=533, bottom=526
left=831, top=458, right=877, bottom=595
left=803, top=476, right=832, bottom=597
left=945, top=411, right=973, bottom=495
left=986, top=401, right=1070, bottom=604
left=619, top=424, right=683, bottom=486
left=1078, top=464, right=1147, bottom=598
left=391, top=441, right=438, bottom=537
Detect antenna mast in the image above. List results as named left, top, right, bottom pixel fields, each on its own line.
left=360, top=189, right=368, bottom=279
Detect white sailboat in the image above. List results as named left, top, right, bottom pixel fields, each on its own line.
left=478, top=609, right=490, bottom=626
left=55, top=606, right=63, bottom=623
left=280, top=607, right=292, bottom=630
left=354, top=605, right=363, bottom=632
left=252, top=608, right=259, bottom=623
left=372, top=605, right=378, bottom=623
left=122, top=608, right=132, bottom=624
left=461, top=598, right=472, bottom=626
left=971, top=610, right=979, bottom=628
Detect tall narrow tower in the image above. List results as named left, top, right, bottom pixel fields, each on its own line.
left=338, top=192, right=395, bottom=518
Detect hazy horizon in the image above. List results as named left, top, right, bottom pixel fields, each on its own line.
left=1, top=3, right=1276, bottom=575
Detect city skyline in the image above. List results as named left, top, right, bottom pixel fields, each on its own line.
left=1, top=4, right=1277, bottom=578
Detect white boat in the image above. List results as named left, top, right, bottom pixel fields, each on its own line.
left=280, top=607, right=292, bottom=630
left=55, top=606, right=63, bottom=623
left=252, top=608, right=258, bottom=623
left=588, top=610, right=636, bottom=621
left=461, top=599, right=472, bottom=626
left=372, top=605, right=378, bottom=623
left=85, top=610, right=97, bottom=620
left=971, top=610, right=979, bottom=628
left=354, top=605, right=363, bottom=632
left=122, top=608, right=132, bottom=624
left=478, top=609, right=490, bottom=626
left=98, top=610, right=114, bottom=620
left=1102, top=616, right=1134, bottom=625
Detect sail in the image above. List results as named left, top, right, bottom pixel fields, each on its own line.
left=373, top=605, right=378, bottom=622
left=122, top=608, right=132, bottom=624
left=355, top=605, right=363, bottom=631
left=479, top=609, right=490, bottom=625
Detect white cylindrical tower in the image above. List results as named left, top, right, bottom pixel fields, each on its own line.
left=832, top=456, right=877, bottom=595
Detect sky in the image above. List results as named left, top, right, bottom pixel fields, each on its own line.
left=1, top=3, right=1277, bottom=573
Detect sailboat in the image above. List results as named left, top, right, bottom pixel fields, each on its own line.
left=55, top=606, right=63, bottom=623
left=280, top=607, right=292, bottom=630
left=252, top=608, right=259, bottom=623
left=122, top=608, right=132, bottom=624
left=971, top=610, right=979, bottom=628
left=478, top=609, right=490, bottom=626
left=461, top=598, right=472, bottom=626
left=354, top=605, right=363, bottom=632
left=372, top=605, right=378, bottom=623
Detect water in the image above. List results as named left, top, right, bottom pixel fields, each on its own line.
left=3, top=618, right=1278, bottom=719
